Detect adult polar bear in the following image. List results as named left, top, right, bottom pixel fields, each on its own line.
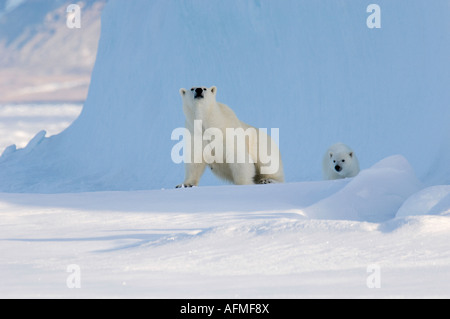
left=176, top=86, right=284, bottom=187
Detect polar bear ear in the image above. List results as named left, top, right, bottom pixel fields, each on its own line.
left=179, top=88, right=187, bottom=96
left=210, top=86, right=217, bottom=96
left=349, top=152, right=353, bottom=158
left=329, top=152, right=333, bottom=158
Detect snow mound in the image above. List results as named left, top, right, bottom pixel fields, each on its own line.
left=301, top=155, right=421, bottom=222
left=397, top=185, right=450, bottom=217
left=153, top=155, right=425, bottom=223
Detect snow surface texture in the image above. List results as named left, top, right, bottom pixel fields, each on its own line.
left=0, top=0, right=450, bottom=298
left=0, top=0, right=449, bottom=192
left=1, top=156, right=450, bottom=298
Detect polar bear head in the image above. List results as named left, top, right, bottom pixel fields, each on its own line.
left=324, top=143, right=360, bottom=179
left=328, top=151, right=354, bottom=176
left=180, top=86, right=217, bottom=112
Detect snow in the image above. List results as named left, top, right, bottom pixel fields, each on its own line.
left=303, top=155, right=422, bottom=222
left=0, top=103, right=82, bottom=155
left=397, top=185, right=450, bottom=217
left=1, top=170, right=450, bottom=298
left=1, top=0, right=450, bottom=298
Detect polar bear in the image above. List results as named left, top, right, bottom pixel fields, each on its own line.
left=176, top=86, right=284, bottom=187
left=322, top=143, right=360, bottom=180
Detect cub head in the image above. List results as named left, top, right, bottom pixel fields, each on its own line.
left=328, top=150, right=355, bottom=176
left=179, top=86, right=217, bottom=107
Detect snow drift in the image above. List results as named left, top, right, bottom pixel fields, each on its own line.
left=301, top=155, right=421, bottom=222
left=0, top=0, right=449, bottom=193
left=1, top=155, right=450, bottom=298
left=397, top=185, right=450, bottom=217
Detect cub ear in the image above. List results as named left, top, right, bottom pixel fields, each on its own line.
left=179, top=88, right=187, bottom=96
left=349, top=152, right=353, bottom=158
left=329, top=152, right=333, bottom=158
left=210, top=86, right=217, bottom=95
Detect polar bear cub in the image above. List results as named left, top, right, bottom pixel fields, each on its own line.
left=177, top=86, right=284, bottom=187
left=322, top=143, right=360, bottom=180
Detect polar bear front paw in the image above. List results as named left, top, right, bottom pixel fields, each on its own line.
left=175, top=183, right=196, bottom=188
left=257, top=179, right=275, bottom=184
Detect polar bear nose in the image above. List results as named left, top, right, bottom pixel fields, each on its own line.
left=194, top=87, right=204, bottom=98
left=335, top=165, right=342, bottom=172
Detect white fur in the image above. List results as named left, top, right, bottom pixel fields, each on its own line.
left=177, top=86, right=284, bottom=187
left=322, top=143, right=360, bottom=180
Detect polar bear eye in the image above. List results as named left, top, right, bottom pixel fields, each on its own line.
left=342, top=159, right=345, bottom=163
left=190, top=88, right=194, bottom=91
left=333, top=160, right=336, bottom=163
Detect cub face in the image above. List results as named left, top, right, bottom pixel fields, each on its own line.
left=328, top=151, right=354, bottom=176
